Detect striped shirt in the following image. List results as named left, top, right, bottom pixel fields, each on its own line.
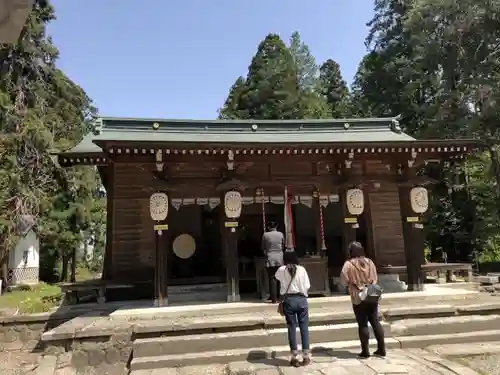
left=340, top=257, right=378, bottom=305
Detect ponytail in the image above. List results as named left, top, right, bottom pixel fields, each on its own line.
left=286, top=264, right=297, bottom=277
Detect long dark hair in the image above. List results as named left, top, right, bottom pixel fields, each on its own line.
left=283, top=250, right=299, bottom=277
left=348, top=241, right=366, bottom=259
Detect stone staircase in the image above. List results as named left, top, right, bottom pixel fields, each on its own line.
left=126, top=287, right=500, bottom=370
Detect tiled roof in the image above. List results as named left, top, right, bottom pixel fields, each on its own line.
left=61, top=116, right=415, bottom=155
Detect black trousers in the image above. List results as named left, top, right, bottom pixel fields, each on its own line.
left=352, top=301, right=386, bottom=354
left=266, top=266, right=281, bottom=303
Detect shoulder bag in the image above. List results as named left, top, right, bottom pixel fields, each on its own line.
left=349, top=260, right=383, bottom=303
left=277, top=269, right=296, bottom=316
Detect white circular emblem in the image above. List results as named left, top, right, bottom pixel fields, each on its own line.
left=224, top=191, right=242, bottom=219
left=173, top=234, right=196, bottom=259
left=410, top=187, right=428, bottom=214
left=346, top=188, right=364, bottom=216
left=149, top=193, right=169, bottom=221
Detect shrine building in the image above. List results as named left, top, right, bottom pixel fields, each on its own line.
left=57, top=117, right=478, bottom=305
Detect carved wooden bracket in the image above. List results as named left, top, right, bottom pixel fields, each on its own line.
left=216, top=178, right=247, bottom=192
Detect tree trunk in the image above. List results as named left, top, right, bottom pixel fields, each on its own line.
left=489, top=147, right=500, bottom=196
left=70, top=247, right=77, bottom=282
left=0, top=257, right=8, bottom=289
left=60, top=254, right=69, bottom=282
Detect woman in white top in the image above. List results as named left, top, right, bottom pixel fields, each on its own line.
left=275, top=250, right=311, bottom=367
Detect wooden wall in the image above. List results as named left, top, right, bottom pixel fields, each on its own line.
left=112, top=164, right=155, bottom=281
left=366, top=161, right=406, bottom=267
left=368, top=187, right=406, bottom=266
left=107, top=160, right=408, bottom=282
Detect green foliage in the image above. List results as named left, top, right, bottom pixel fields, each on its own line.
left=0, top=0, right=105, bottom=283
left=0, top=282, right=62, bottom=313
left=218, top=77, right=246, bottom=119
left=231, top=33, right=301, bottom=120
left=352, top=0, right=500, bottom=262
left=288, top=32, right=330, bottom=119
left=318, top=59, right=350, bottom=117
left=218, top=32, right=351, bottom=120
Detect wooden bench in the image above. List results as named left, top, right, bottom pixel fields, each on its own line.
left=421, top=263, right=473, bottom=283
left=379, top=263, right=473, bottom=283
left=59, top=280, right=134, bottom=305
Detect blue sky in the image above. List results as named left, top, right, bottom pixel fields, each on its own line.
left=48, top=0, right=374, bottom=119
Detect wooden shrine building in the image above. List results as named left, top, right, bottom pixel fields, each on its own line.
left=58, top=117, right=478, bottom=306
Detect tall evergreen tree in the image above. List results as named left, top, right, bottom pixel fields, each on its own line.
left=351, top=0, right=500, bottom=262
left=288, top=31, right=318, bottom=91
left=288, top=32, right=329, bottom=119
left=319, top=59, right=350, bottom=117
left=218, top=76, right=246, bottom=119
left=0, top=0, right=103, bottom=282
left=237, top=34, right=300, bottom=119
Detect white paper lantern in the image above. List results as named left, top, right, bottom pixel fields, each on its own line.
left=224, top=191, right=242, bottom=219
left=346, top=188, right=364, bottom=216
left=410, top=187, right=429, bottom=214
left=149, top=193, right=169, bottom=221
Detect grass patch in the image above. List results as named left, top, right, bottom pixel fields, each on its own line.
left=75, top=266, right=95, bottom=281
left=0, top=282, right=62, bottom=314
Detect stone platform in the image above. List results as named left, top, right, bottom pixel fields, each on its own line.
left=3, top=283, right=499, bottom=374
left=108, top=283, right=479, bottom=321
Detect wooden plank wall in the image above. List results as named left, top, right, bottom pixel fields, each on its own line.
left=368, top=187, right=406, bottom=266
left=112, top=164, right=155, bottom=281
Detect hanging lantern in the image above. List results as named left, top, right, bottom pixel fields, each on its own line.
left=410, top=187, right=429, bottom=214
left=346, top=188, right=364, bottom=216
left=149, top=193, right=169, bottom=221
left=224, top=190, right=242, bottom=219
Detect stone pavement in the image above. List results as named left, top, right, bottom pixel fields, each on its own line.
left=0, top=347, right=494, bottom=375
left=132, top=348, right=485, bottom=375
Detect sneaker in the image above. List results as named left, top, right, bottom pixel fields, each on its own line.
left=374, top=350, right=386, bottom=357
left=358, top=352, right=370, bottom=359
left=290, top=358, right=301, bottom=367
left=302, top=356, right=311, bottom=366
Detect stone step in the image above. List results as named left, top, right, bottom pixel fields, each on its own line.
left=131, top=310, right=359, bottom=336
left=391, top=314, right=500, bottom=336
left=132, top=322, right=391, bottom=357
left=477, top=275, right=500, bottom=284
left=111, top=287, right=480, bottom=320
left=128, top=302, right=500, bottom=337
left=132, top=312, right=500, bottom=359
left=426, top=341, right=500, bottom=357
left=129, top=330, right=500, bottom=370
left=41, top=300, right=500, bottom=345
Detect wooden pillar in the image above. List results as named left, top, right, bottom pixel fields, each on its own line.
left=340, top=188, right=358, bottom=260
left=151, top=193, right=170, bottom=307
left=153, top=220, right=169, bottom=306
left=98, top=165, right=114, bottom=281
left=398, top=185, right=425, bottom=291
left=220, top=191, right=241, bottom=303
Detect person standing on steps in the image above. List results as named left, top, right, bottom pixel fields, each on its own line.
left=340, top=241, right=386, bottom=359
left=275, top=250, right=311, bottom=367
left=261, top=221, right=284, bottom=303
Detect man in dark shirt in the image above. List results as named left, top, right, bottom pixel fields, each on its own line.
left=261, top=221, right=284, bottom=303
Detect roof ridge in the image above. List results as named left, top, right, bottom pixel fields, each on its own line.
left=98, top=116, right=400, bottom=124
